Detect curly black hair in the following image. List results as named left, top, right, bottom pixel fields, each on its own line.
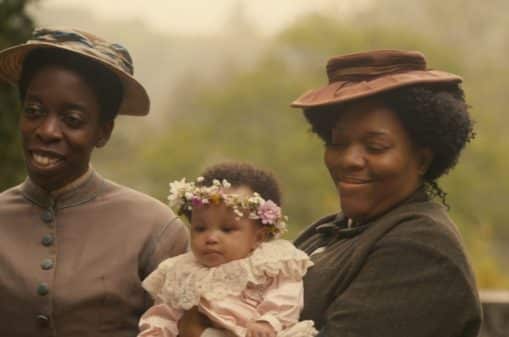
left=199, top=162, right=282, bottom=206
left=179, top=162, right=283, bottom=229
left=303, top=83, right=475, bottom=205
left=19, top=48, right=123, bottom=122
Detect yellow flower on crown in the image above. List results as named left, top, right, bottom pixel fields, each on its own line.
left=210, top=194, right=222, bottom=204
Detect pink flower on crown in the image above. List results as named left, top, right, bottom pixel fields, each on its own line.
left=257, top=200, right=281, bottom=225
left=191, top=196, right=203, bottom=207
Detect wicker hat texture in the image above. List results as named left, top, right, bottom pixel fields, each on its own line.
left=291, top=49, right=462, bottom=108
left=0, top=27, right=149, bottom=116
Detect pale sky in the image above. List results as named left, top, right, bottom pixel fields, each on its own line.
left=28, top=0, right=372, bottom=35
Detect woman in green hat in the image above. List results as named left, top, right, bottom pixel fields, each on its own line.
left=0, top=27, right=188, bottom=336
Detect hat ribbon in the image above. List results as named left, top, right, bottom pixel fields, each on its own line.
left=328, top=62, right=425, bottom=83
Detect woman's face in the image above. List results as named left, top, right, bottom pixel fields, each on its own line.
left=19, top=64, right=113, bottom=191
left=324, top=97, right=430, bottom=223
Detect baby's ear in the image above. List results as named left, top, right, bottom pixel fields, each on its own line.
left=255, top=227, right=268, bottom=245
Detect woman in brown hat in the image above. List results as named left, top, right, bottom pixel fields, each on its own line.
left=177, top=51, right=482, bottom=337
left=0, top=28, right=188, bottom=336
left=289, top=50, right=482, bottom=337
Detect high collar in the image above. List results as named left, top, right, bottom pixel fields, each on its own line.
left=20, top=169, right=105, bottom=210
left=313, top=186, right=430, bottom=237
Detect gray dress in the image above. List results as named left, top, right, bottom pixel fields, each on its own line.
left=0, top=171, right=189, bottom=337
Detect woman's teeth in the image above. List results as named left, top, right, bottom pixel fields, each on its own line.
left=33, top=153, right=61, bottom=167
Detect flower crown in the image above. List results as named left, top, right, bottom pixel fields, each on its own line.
left=168, top=177, right=288, bottom=238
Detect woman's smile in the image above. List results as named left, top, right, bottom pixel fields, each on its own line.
left=28, top=149, right=65, bottom=169
left=338, top=175, right=372, bottom=185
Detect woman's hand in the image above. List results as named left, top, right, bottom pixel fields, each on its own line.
left=246, top=321, right=276, bottom=337
left=178, top=306, right=210, bottom=337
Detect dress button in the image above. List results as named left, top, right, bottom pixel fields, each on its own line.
left=41, top=259, right=54, bottom=270
left=41, top=210, right=54, bottom=223
left=36, top=314, right=50, bottom=327
left=41, top=234, right=54, bottom=246
left=37, top=282, right=49, bottom=296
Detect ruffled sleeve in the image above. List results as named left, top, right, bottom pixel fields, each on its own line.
left=248, top=239, right=314, bottom=282
left=245, top=240, right=315, bottom=335
left=255, top=274, right=304, bottom=332
left=138, top=303, right=183, bottom=337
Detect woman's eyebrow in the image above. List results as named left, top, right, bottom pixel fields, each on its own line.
left=365, top=130, right=390, bottom=137
left=63, top=102, right=88, bottom=111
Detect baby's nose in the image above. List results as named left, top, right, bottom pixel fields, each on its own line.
left=205, top=232, right=219, bottom=243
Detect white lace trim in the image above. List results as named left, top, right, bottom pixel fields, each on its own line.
left=142, top=240, right=313, bottom=310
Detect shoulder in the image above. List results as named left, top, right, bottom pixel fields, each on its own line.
left=95, top=177, right=188, bottom=247
left=378, top=200, right=466, bottom=258
left=101, top=179, right=167, bottom=209
left=249, top=240, right=313, bottom=281
left=98, top=178, right=179, bottom=223
left=0, top=183, right=25, bottom=211
left=368, top=199, right=477, bottom=288
left=142, top=252, right=194, bottom=296
left=0, top=183, right=23, bottom=199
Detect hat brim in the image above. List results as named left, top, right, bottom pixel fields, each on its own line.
left=0, top=42, right=150, bottom=116
left=291, top=69, right=462, bottom=109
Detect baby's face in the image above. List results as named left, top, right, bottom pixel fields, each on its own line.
left=190, top=187, right=264, bottom=267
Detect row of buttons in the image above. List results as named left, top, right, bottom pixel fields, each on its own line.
left=37, top=207, right=54, bottom=328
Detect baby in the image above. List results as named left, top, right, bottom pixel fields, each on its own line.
left=138, top=162, right=316, bottom=337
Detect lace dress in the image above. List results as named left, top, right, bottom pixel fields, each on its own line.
left=138, top=240, right=317, bottom=337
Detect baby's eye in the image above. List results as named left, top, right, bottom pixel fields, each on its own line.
left=193, top=225, right=206, bottom=232
left=221, top=227, right=235, bottom=233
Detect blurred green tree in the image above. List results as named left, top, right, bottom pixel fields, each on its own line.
left=132, top=14, right=468, bottom=233
left=91, top=8, right=508, bottom=286
left=0, top=0, right=34, bottom=190
left=133, top=14, right=508, bottom=286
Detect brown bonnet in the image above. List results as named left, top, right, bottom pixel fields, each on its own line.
left=291, top=49, right=461, bottom=108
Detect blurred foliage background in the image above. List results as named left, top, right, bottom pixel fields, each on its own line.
left=1, top=0, right=508, bottom=287
left=0, top=0, right=34, bottom=190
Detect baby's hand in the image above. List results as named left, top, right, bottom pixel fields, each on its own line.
left=246, top=321, right=276, bottom=337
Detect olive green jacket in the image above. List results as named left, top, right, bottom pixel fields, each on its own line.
left=0, top=171, right=189, bottom=337
left=295, top=190, right=482, bottom=337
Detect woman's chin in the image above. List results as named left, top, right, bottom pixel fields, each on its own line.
left=339, top=199, right=371, bottom=222
left=27, top=162, right=64, bottom=178
left=26, top=165, right=74, bottom=192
